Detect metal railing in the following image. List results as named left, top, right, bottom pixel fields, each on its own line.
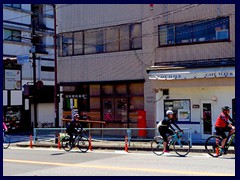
left=33, top=127, right=192, bottom=147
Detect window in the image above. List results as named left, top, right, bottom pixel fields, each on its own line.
left=85, top=29, right=104, bottom=54
left=130, top=23, right=142, bottom=49
left=164, top=99, right=191, bottom=121
left=74, top=32, right=83, bottom=55
left=61, top=33, right=73, bottom=56
left=59, top=23, right=142, bottom=56
left=4, top=4, right=21, bottom=9
left=120, top=25, right=130, bottom=51
left=105, top=27, right=119, bottom=52
left=4, top=29, right=21, bottom=42
left=159, top=17, right=229, bottom=46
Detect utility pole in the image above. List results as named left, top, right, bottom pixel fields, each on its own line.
left=53, top=4, right=59, bottom=128
left=31, top=13, right=38, bottom=128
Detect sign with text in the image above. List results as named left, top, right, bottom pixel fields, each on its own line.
left=17, top=55, right=30, bottom=64
left=149, top=67, right=235, bottom=80
left=5, top=69, right=21, bottom=90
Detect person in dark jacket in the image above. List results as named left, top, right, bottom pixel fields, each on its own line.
left=157, top=110, right=183, bottom=153
left=66, top=113, right=83, bottom=145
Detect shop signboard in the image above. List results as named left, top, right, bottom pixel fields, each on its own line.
left=5, top=69, right=21, bottom=90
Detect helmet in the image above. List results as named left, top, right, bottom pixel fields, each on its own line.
left=222, top=106, right=231, bottom=111
left=74, top=113, right=80, bottom=118
left=166, top=110, right=173, bottom=115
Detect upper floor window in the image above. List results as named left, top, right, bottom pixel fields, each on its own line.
left=59, top=23, right=142, bottom=56
left=4, top=29, right=21, bottom=42
left=4, top=4, right=21, bottom=9
left=60, top=33, right=73, bottom=56
left=159, top=17, right=230, bottom=46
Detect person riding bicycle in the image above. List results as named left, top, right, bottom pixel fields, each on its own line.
left=215, top=106, right=235, bottom=154
left=66, top=113, right=83, bottom=145
left=157, top=110, right=183, bottom=153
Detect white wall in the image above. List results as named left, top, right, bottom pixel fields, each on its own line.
left=155, top=86, right=235, bottom=139
left=31, top=103, right=55, bottom=127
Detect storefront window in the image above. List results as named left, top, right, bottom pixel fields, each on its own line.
left=115, top=98, right=128, bottom=122
left=4, top=106, right=22, bottom=132
left=129, top=83, right=144, bottom=95
left=164, top=99, right=190, bottom=121
left=62, top=82, right=144, bottom=124
left=115, top=84, right=127, bottom=95
left=102, top=85, right=113, bottom=95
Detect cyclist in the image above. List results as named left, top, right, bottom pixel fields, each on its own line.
left=215, top=106, right=235, bottom=154
left=66, top=113, right=83, bottom=145
left=3, top=117, right=8, bottom=142
left=157, top=110, right=183, bottom=153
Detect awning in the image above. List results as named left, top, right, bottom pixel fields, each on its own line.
left=148, top=66, right=235, bottom=80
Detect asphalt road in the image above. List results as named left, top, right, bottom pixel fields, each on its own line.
left=3, top=147, right=235, bottom=176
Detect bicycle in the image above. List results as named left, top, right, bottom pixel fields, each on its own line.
left=151, top=131, right=190, bottom=157
left=3, top=131, right=10, bottom=149
left=205, top=132, right=235, bottom=158
left=61, top=129, right=90, bottom=153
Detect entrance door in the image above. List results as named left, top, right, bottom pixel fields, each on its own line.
left=201, top=101, right=213, bottom=139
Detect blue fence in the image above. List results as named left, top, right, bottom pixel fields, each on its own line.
left=33, top=127, right=192, bottom=147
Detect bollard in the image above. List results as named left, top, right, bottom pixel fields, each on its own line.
left=125, top=136, right=128, bottom=152
left=30, top=134, right=33, bottom=148
left=89, top=135, right=92, bottom=151
left=58, top=134, right=61, bottom=149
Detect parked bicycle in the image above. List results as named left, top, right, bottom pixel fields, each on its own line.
left=3, top=131, right=10, bottom=149
left=61, top=129, right=90, bottom=152
left=205, top=132, right=235, bottom=157
left=151, top=131, right=190, bottom=157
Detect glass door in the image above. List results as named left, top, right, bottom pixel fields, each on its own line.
left=201, top=101, right=212, bottom=138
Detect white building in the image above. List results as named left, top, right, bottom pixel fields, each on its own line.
left=56, top=4, right=235, bottom=142
left=3, top=4, right=56, bottom=132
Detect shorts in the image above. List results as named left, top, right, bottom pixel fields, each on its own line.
left=158, top=126, right=174, bottom=142
left=215, top=126, right=232, bottom=139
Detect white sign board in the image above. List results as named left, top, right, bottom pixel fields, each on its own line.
left=5, top=69, right=21, bottom=90
left=149, top=67, right=235, bottom=80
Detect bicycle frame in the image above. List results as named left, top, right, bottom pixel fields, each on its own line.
left=169, top=132, right=182, bottom=146
left=225, top=133, right=235, bottom=150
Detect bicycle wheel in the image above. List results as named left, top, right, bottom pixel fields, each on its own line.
left=3, top=135, right=10, bottom=149
left=61, top=136, right=72, bottom=152
left=77, top=136, right=89, bottom=153
left=151, top=136, right=164, bottom=156
left=205, top=135, right=223, bottom=158
left=173, top=137, right=190, bottom=157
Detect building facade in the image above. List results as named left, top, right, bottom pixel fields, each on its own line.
left=3, top=4, right=55, bottom=132
left=56, top=4, right=235, bottom=142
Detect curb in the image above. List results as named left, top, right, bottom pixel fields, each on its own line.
left=14, top=143, right=213, bottom=153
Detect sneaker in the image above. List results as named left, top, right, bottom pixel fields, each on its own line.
left=163, top=150, right=170, bottom=153
left=221, top=149, right=227, bottom=155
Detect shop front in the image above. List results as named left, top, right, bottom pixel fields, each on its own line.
left=59, top=80, right=145, bottom=137
left=147, top=63, right=235, bottom=142
left=3, top=62, right=25, bottom=133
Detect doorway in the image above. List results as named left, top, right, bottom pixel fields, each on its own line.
left=201, top=101, right=213, bottom=139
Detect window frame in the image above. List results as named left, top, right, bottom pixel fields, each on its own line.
left=59, top=23, right=142, bottom=57
left=164, top=99, right=191, bottom=122
left=4, top=4, right=21, bottom=9
left=158, top=16, right=230, bottom=47
left=4, top=29, right=21, bottom=42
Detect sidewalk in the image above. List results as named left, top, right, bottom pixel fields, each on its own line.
left=13, top=139, right=213, bottom=153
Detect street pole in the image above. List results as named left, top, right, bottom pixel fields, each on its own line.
left=53, top=4, right=59, bottom=129
left=31, top=14, right=38, bottom=128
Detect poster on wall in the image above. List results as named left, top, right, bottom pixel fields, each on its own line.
left=178, top=109, right=190, bottom=121
left=5, top=69, right=21, bottom=90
